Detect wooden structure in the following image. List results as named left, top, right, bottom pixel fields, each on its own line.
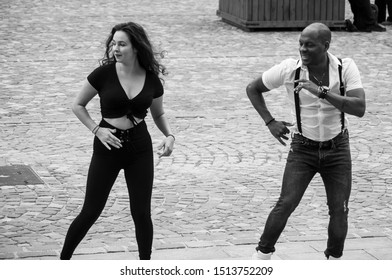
left=217, top=0, right=346, bottom=31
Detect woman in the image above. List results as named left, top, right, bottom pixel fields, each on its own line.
left=60, top=22, right=174, bottom=260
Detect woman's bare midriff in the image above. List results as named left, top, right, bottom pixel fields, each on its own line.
left=104, top=115, right=143, bottom=130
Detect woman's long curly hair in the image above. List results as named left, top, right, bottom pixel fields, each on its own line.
left=100, top=22, right=167, bottom=78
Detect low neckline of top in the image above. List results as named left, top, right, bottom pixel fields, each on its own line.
left=114, top=63, right=147, bottom=102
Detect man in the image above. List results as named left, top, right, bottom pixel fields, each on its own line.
left=347, top=0, right=386, bottom=31
left=246, top=23, right=366, bottom=260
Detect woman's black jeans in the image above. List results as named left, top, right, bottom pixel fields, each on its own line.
left=61, top=119, right=154, bottom=260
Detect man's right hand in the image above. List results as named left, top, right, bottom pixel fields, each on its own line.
left=267, top=120, right=293, bottom=146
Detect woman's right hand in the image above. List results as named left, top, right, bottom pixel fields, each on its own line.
left=95, top=127, right=122, bottom=150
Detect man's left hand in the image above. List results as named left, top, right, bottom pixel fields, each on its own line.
left=294, top=79, right=319, bottom=97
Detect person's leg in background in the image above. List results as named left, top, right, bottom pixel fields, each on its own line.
left=375, top=0, right=387, bottom=23
left=385, top=0, right=392, bottom=24
left=348, top=0, right=386, bottom=31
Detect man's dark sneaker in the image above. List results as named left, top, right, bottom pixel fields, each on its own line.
left=382, top=20, right=392, bottom=26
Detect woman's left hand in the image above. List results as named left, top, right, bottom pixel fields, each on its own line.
left=157, top=135, right=175, bottom=157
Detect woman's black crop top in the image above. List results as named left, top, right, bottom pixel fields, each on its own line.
left=87, top=63, right=163, bottom=120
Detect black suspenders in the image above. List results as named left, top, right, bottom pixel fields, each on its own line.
left=294, top=58, right=345, bottom=134
left=337, top=58, right=345, bottom=131
left=294, top=66, right=302, bottom=134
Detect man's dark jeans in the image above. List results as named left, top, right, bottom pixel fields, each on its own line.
left=257, top=130, right=352, bottom=258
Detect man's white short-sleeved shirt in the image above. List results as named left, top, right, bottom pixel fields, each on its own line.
left=262, top=52, right=363, bottom=141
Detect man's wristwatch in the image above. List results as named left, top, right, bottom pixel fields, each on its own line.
left=318, top=86, right=329, bottom=99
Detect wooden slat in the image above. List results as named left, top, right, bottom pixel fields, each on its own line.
left=332, top=0, right=339, bottom=20
left=260, top=0, right=266, bottom=21
left=283, top=0, right=290, bottom=21
left=265, top=0, right=271, bottom=21
left=295, top=0, right=302, bottom=21
left=231, top=0, right=235, bottom=17
left=242, top=0, right=247, bottom=19
left=246, top=0, right=253, bottom=20
left=233, top=0, right=239, bottom=18
left=339, top=0, right=345, bottom=19
left=321, top=0, right=328, bottom=20
left=277, top=0, right=284, bottom=21
left=271, top=0, right=278, bottom=21
left=290, top=0, right=296, bottom=21
left=238, top=0, right=243, bottom=18
left=308, top=0, right=315, bottom=20
left=252, top=0, right=259, bottom=21
left=303, top=0, right=308, bottom=21
left=314, top=0, right=321, bottom=20
left=272, top=1, right=276, bottom=21
left=226, top=0, right=231, bottom=15
left=326, top=0, right=333, bottom=20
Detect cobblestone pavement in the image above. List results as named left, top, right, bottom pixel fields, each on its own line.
left=0, top=0, right=391, bottom=260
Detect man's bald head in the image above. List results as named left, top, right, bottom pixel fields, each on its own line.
left=302, top=22, right=332, bottom=45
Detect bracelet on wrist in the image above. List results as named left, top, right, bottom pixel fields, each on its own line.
left=167, top=134, right=175, bottom=141
left=92, top=125, right=100, bottom=135
left=265, top=118, right=275, bottom=126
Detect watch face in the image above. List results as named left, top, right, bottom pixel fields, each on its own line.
left=319, top=86, right=329, bottom=99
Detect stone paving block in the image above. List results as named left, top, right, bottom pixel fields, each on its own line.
left=17, top=250, right=58, bottom=259
left=344, top=237, right=392, bottom=250
left=0, top=253, right=16, bottom=260
left=73, top=247, right=107, bottom=256
left=72, top=251, right=137, bottom=260
left=154, top=243, right=187, bottom=251
left=308, top=237, right=392, bottom=254
left=366, top=248, right=392, bottom=260
left=286, top=235, right=328, bottom=242
left=342, top=250, right=377, bottom=260
left=356, top=230, right=389, bottom=238
left=276, top=252, right=325, bottom=260
left=185, top=241, right=223, bottom=248
left=222, top=244, right=255, bottom=259
left=106, top=245, right=128, bottom=253
left=229, top=237, right=256, bottom=246
left=275, top=242, right=322, bottom=254
left=304, top=240, right=327, bottom=252
left=126, top=245, right=139, bottom=252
